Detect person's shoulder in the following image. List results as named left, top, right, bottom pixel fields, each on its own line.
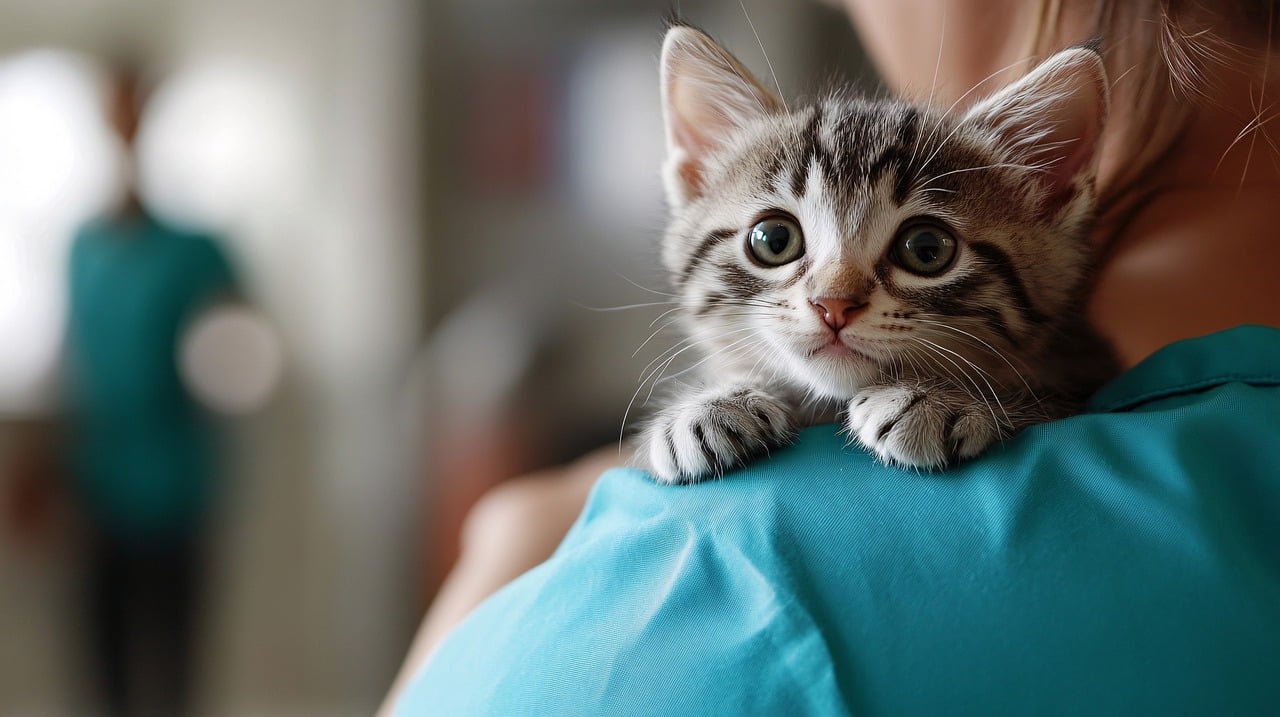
left=407, top=339, right=1280, bottom=715
left=161, top=221, right=226, bottom=257
left=71, top=214, right=117, bottom=247
left=406, top=327, right=1280, bottom=715
left=407, top=450, right=855, bottom=716
left=155, top=220, right=237, bottom=283
left=1093, top=187, right=1280, bottom=360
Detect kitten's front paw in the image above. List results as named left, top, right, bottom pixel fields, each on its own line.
left=846, top=384, right=1004, bottom=470
left=642, top=387, right=795, bottom=485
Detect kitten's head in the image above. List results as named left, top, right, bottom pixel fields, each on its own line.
left=659, top=26, right=1108, bottom=399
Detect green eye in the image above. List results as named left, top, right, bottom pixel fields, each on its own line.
left=748, top=217, right=804, bottom=267
left=892, top=223, right=957, bottom=276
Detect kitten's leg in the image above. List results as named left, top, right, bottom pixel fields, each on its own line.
left=845, top=382, right=1016, bottom=470
left=640, top=385, right=796, bottom=485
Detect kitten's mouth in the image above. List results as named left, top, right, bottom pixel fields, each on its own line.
left=806, top=333, right=878, bottom=363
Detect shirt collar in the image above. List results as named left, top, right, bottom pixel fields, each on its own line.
left=1089, top=325, right=1280, bottom=413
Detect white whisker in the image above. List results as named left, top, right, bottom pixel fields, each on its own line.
left=739, top=0, right=788, bottom=114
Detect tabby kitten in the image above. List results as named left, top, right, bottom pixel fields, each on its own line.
left=640, top=26, right=1118, bottom=485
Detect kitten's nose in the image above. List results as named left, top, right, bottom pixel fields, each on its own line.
left=810, top=296, right=867, bottom=332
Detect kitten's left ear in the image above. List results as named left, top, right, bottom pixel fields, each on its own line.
left=661, top=26, right=785, bottom=208
left=964, top=44, right=1109, bottom=213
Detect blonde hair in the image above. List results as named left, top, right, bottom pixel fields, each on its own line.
left=1029, top=0, right=1279, bottom=213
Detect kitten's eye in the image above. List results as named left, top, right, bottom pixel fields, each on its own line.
left=748, top=217, right=804, bottom=267
left=892, top=223, right=957, bottom=276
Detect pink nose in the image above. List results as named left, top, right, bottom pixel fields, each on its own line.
left=810, top=296, right=867, bottom=331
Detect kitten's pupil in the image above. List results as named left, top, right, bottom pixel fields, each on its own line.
left=766, top=225, right=790, bottom=254
left=914, top=238, right=939, bottom=263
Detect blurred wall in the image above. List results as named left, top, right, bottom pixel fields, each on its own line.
left=0, top=0, right=875, bottom=714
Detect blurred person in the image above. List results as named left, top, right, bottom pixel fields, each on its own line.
left=63, top=64, right=239, bottom=717
left=382, top=0, right=1280, bottom=714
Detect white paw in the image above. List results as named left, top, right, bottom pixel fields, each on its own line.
left=642, top=387, right=795, bottom=484
left=845, top=383, right=1003, bottom=470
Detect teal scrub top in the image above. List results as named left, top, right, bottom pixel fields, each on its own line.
left=399, top=325, right=1280, bottom=716
left=66, top=212, right=237, bottom=542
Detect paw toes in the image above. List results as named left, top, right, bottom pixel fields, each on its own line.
left=947, top=411, right=1000, bottom=462
left=642, top=389, right=794, bottom=484
left=847, top=386, right=1001, bottom=470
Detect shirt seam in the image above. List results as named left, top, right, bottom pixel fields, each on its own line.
left=1095, top=372, right=1280, bottom=413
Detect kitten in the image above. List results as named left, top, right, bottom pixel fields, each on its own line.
left=639, top=25, right=1118, bottom=485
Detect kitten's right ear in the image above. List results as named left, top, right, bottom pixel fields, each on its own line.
left=962, top=45, right=1109, bottom=216
left=661, top=26, right=784, bottom=208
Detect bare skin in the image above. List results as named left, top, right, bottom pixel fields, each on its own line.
left=379, top=2, right=1280, bottom=713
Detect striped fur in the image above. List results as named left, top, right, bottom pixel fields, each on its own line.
left=641, top=27, right=1118, bottom=484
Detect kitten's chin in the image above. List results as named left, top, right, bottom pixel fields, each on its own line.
left=788, top=346, right=882, bottom=400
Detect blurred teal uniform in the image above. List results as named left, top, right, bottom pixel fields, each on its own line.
left=67, top=212, right=237, bottom=543
left=398, top=325, right=1280, bottom=716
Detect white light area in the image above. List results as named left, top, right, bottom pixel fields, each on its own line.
left=0, top=50, right=120, bottom=413
left=0, top=51, right=120, bottom=222
left=178, top=303, right=284, bottom=415
left=566, top=30, right=665, bottom=232
left=137, top=61, right=308, bottom=232
left=425, top=284, right=543, bottom=423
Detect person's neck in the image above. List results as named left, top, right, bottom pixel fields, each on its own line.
left=1092, top=63, right=1280, bottom=238
left=117, top=192, right=148, bottom=221
left=1128, top=68, right=1277, bottom=182
left=1086, top=69, right=1280, bottom=368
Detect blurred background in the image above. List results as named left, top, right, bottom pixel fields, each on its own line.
left=0, top=0, right=872, bottom=714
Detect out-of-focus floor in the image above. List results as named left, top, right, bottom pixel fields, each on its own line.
left=0, top=407, right=396, bottom=717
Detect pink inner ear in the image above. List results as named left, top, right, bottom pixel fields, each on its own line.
left=670, top=108, right=704, bottom=157
left=1036, top=128, right=1100, bottom=218
left=665, top=76, right=734, bottom=202
left=673, top=153, right=704, bottom=198
left=669, top=78, right=727, bottom=155
left=666, top=99, right=708, bottom=200
left=1038, top=86, right=1104, bottom=209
